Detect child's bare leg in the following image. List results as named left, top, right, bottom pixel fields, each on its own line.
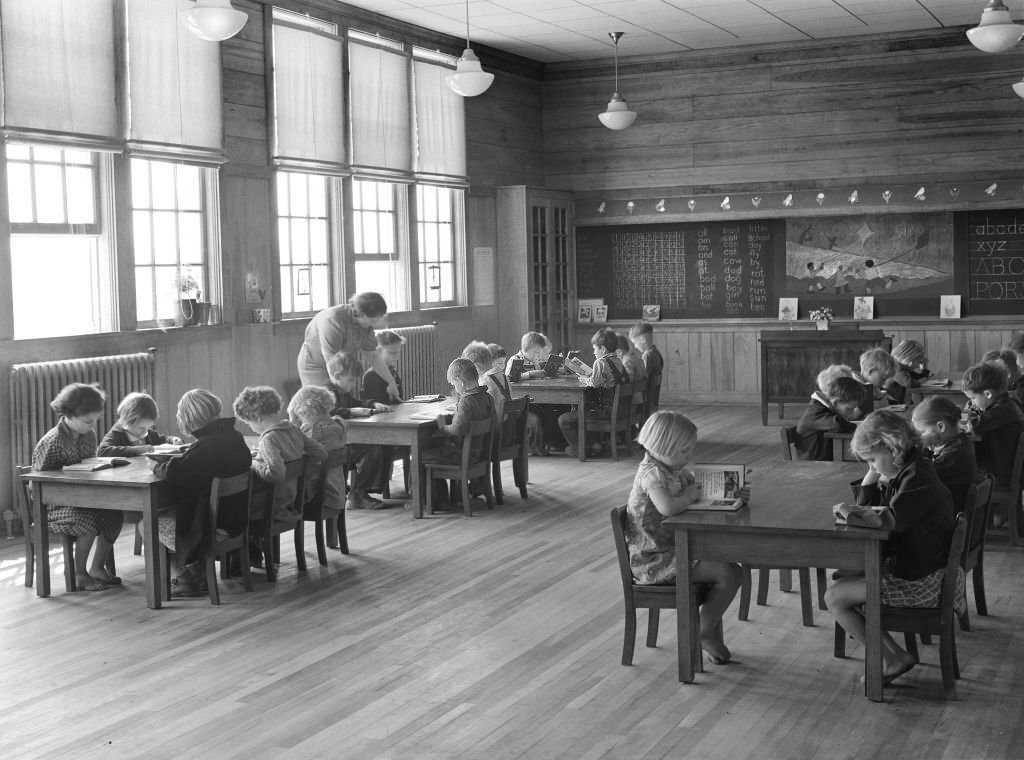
left=825, top=578, right=915, bottom=674
left=89, top=536, right=115, bottom=580
left=72, top=531, right=100, bottom=588
left=692, top=561, right=741, bottom=663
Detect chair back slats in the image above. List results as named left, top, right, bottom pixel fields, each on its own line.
left=496, top=396, right=529, bottom=458
left=15, top=464, right=36, bottom=527
left=306, top=447, right=347, bottom=513
left=940, top=514, right=968, bottom=626
left=209, top=471, right=252, bottom=533
left=462, top=417, right=494, bottom=475
left=963, top=477, right=993, bottom=565
left=780, top=426, right=798, bottom=461
left=610, top=506, right=637, bottom=593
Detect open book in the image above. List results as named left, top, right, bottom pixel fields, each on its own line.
left=62, top=457, right=131, bottom=472
left=833, top=503, right=894, bottom=529
left=151, top=443, right=189, bottom=454
left=564, top=355, right=592, bottom=377
left=407, top=394, right=445, bottom=403
left=687, top=463, right=746, bottom=510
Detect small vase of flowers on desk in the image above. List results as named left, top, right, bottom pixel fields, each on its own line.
left=809, top=306, right=834, bottom=331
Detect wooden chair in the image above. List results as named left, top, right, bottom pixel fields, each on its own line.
left=589, top=381, right=637, bottom=461
left=492, top=396, right=530, bottom=505
left=989, top=431, right=1024, bottom=547
left=960, top=477, right=993, bottom=631
left=423, top=417, right=495, bottom=516
left=610, top=506, right=705, bottom=668
left=254, top=457, right=307, bottom=582
left=780, top=426, right=798, bottom=460
left=302, top=448, right=349, bottom=563
left=835, top=514, right=967, bottom=699
left=16, top=465, right=77, bottom=592
left=159, top=471, right=254, bottom=604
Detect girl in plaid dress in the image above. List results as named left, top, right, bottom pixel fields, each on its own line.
left=825, top=409, right=958, bottom=686
left=32, top=383, right=123, bottom=591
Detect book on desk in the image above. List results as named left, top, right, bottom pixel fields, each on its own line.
left=687, top=463, right=746, bottom=511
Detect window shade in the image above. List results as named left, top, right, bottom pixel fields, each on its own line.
left=0, top=0, right=118, bottom=147
left=348, top=41, right=411, bottom=176
left=412, top=60, right=466, bottom=182
left=272, top=23, right=345, bottom=170
left=125, top=0, right=223, bottom=161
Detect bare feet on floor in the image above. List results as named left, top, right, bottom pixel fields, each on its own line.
left=701, top=636, right=732, bottom=665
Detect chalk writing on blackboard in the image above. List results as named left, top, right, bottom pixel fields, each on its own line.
left=966, top=211, right=1024, bottom=314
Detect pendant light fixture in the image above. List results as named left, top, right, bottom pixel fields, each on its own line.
left=186, top=0, right=248, bottom=42
left=446, top=0, right=494, bottom=97
left=598, top=32, right=637, bottom=131
left=967, top=0, right=1023, bottom=53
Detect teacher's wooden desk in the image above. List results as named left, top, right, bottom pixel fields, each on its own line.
left=664, top=461, right=891, bottom=701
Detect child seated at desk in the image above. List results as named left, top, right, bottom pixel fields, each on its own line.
left=363, top=329, right=405, bottom=404
left=1008, top=333, right=1024, bottom=407
left=325, top=352, right=388, bottom=509
left=487, top=342, right=542, bottom=456
left=856, top=348, right=897, bottom=405
left=98, top=392, right=177, bottom=457
left=32, top=382, right=122, bottom=591
left=886, top=340, right=930, bottom=405
left=795, top=374, right=866, bottom=461
left=422, top=359, right=495, bottom=506
left=150, top=388, right=251, bottom=597
left=624, top=410, right=742, bottom=664
left=982, top=348, right=1021, bottom=410
left=557, top=328, right=628, bottom=458
left=911, top=395, right=979, bottom=511
left=506, top=331, right=551, bottom=381
left=615, top=333, right=647, bottom=384
left=233, top=386, right=327, bottom=522
left=288, top=386, right=348, bottom=541
left=961, top=361, right=1024, bottom=487
left=629, top=321, right=665, bottom=378
left=825, top=410, right=958, bottom=686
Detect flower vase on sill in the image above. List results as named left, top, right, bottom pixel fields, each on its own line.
left=809, top=307, right=834, bottom=331
left=176, top=270, right=202, bottom=326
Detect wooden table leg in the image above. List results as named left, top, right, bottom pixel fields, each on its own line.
left=35, top=499, right=50, bottom=598
left=832, top=437, right=845, bottom=462
left=798, top=567, right=814, bottom=626
left=863, top=542, right=883, bottom=701
left=577, top=411, right=587, bottom=462
left=676, top=528, right=696, bottom=683
left=142, top=495, right=161, bottom=609
left=409, top=437, right=423, bottom=519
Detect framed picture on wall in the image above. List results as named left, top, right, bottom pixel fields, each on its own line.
left=642, top=304, right=661, bottom=321
left=778, top=297, right=798, bottom=321
left=853, top=296, right=874, bottom=320
left=940, top=294, right=962, bottom=319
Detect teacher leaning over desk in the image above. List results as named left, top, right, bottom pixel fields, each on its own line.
left=297, top=292, right=400, bottom=401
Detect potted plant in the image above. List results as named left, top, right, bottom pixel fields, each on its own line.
left=177, top=270, right=202, bottom=326
left=809, top=306, right=834, bottom=331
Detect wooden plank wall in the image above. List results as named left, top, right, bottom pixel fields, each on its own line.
left=574, top=319, right=1024, bottom=405
left=542, top=29, right=1024, bottom=195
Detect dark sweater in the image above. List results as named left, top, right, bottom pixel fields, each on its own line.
left=927, top=433, right=980, bottom=511
left=327, top=382, right=376, bottom=419
left=362, top=367, right=403, bottom=404
left=97, top=425, right=167, bottom=457
left=795, top=394, right=855, bottom=461
left=852, top=450, right=955, bottom=580
left=972, top=394, right=1024, bottom=486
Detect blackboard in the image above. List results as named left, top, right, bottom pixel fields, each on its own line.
left=575, top=220, right=782, bottom=319
left=965, top=210, right=1024, bottom=315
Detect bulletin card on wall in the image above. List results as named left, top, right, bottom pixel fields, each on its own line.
left=472, top=246, right=496, bottom=306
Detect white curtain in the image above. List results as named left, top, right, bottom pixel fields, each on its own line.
left=412, top=60, right=466, bottom=181
left=125, top=0, right=223, bottom=157
left=0, top=0, right=118, bottom=144
left=348, top=41, right=411, bottom=175
left=272, top=23, right=345, bottom=168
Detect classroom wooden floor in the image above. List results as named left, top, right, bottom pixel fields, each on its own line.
left=1, top=403, right=1022, bottom=760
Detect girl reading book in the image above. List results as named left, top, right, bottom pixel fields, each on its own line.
left=825, top=409, right=959, bottom=686
left=623, top=410, right=743, bottom=664
left=32, top=382, right=123, bottom=591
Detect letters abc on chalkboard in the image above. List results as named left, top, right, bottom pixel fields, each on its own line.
left=967, top=211, right=1024, bottom=314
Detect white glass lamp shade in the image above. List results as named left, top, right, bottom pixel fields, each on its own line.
left=446, top=48, right=494, bottom=97
left=598, top=93, right=637, bottom=130
left=1013, top=76, right=1024, bottom=98
left=967, top=0, right=1023, bottom=53
left=187, top=0, right=248, bottom=42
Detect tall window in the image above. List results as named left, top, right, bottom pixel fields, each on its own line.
left=276, top=171, right=332, bottom=316
left=130, top=158, right=209, bottom=325
left=6, top=143, right=115, bottom=339
left=352, top=179, right=409, bottom=311
left=416, top=185, right=463, bottom=305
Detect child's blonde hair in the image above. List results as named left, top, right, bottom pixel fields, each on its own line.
left=520, top=331, right=547, bottom=351
left=636, top=410, right=698, bottom=462
left=287, top=385, right=334, bottom=424
left=117, top=392, right=158, bottom=424
left=816, top=364, right=853, bottom=395
left=176, top=388, right=221, bottom=435
left=447, top=357, right=478, bottom=385
left=859, top=348, right=896, bottom=380
left=233, top=386, right=282, bottom=423
left=851, top=409, right=919, bottom=465
left=461, top=341, right=493, bottom=371
left=375, top=329, right=406, bottom=347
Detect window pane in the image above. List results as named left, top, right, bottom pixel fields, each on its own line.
left=280, top=268, right=294, bottom=314
left=291, top=174, right=308, bottom=216
left=275, top=172, right=290, bottom=216
left=308, top=176, right=327, bottom=217
left=7, top=162, right=33, bottom=223
left=6, top=143, right=30, bottom=160
left=176, top=166, right=201, bottom=211
left=311, top=265, right=330, bottom=309
left=11, top=235, right=102, bottom=339
left=155, top=266, right=178, bottom=320
left=151, top=162, right=176, bottom=209
left=33, top=145, right=61, bottom=163
left=179, top=213, right=203, bottom=268
left=131, top=159, right=150, bottom=208
left=152, top=211, right=178, bottom=264
left=362, top=212, right=379, bottom=253
left=355, top=259, right=407, bottom=312
left=378, top=216, right=394, bottom=254
left=290, top=219, right=309, bottom=264
left=34, top=164, right=65, bottom=223
left=309, top=219, right=328, bottom=264
left=278, top=218, right=291, bottom=265
left=133, top=211, right=153, bottom=265
left=135, top=267, right=156, bottom=323
left=65, top=166, right=95, bottom=224
left=63, top=149, right=93, bottom=165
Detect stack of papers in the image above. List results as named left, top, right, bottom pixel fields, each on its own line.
left=62, top=457, right=131, bottom=472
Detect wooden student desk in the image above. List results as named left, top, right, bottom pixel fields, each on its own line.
left=511, top=376, right=588, bottom=461
left=664, top=461, right=891, bottom=702
left=22, top=459, right=170, bottom=609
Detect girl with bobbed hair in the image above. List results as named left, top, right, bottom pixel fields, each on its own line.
left=624, top=410, right=743, bottom=664
left=148, top=389, right=252, bottom=597
left=825, top=409, right=959, bottom=686
left=32, top=383, right=122, bottom=591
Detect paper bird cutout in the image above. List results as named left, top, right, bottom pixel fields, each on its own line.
left=914, top=186, right=926, bottom=201
left=882, top=190, right=892, bottom=204
left=688, top=199, right=696, bottom=211
left=751, top=196, right=762, bottom=208
left=985, top=183, right=998, bottom=197
left=720, top=196, right=731, bottom=210
left=783, top=193, right=793, bottom=208
left=655, top=199, right=665, bottom=212
left=596, top=201, right=606, bottom=214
